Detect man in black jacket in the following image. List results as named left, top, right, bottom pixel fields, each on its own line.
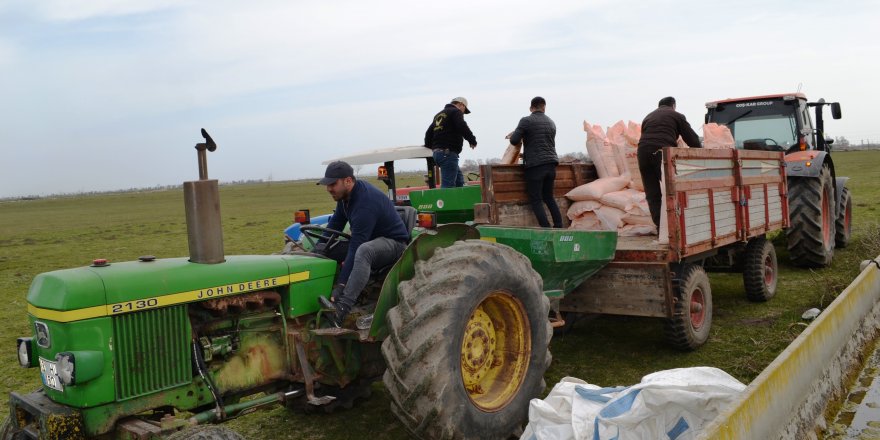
left=424, top=97, right=477, bottom=188
left=637, top=96, right=702, bottom=230
left=316, top=161, right=410, bottom=327
left=508, top=96, right=563, bottom=228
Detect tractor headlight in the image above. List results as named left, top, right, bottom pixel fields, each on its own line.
left=17, top=337, right=34, bottom=368
left=54, top=351, right=103, bottom=386
left=56, top=352, right=75, bottom=385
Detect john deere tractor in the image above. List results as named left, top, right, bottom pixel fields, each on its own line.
left=705, top=93, right=850, bottom=267
left=7, top=131, right=618, bottom=439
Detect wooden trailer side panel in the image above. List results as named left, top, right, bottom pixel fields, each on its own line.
left=737, top=149, right=789, bottom=237
left=663, top=148, right=787, bottom=260
left=664, top=149, right=740, bottom=260
left=474, top=163, right=597, bottom=227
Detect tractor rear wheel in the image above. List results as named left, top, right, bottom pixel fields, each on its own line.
left=743, top=236, right=777, bottom=302
left=664, top=264, right=712, bottom=351
left=786, top=164, right=836, bottom=267
left=382, top=239, right=551, bottom=440
left=835, top=185, right=852, bottom=249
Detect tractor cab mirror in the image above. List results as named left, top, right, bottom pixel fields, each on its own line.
left=831, top=102, right=842, bottom=119
left=825, top=137, right=835, bottom=146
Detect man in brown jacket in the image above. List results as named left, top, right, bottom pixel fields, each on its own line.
left=637, top=96, right=702, bottom=230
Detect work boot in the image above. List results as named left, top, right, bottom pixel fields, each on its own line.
left=317, top=296, right=350, bottom=328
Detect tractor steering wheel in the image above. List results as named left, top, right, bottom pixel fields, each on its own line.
left=764, top=138, right=779, bottom=146
left=299, top=224, right=352, bottom=256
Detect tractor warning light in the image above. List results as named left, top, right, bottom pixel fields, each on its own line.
left=294, top=210, right=311, bottom=225
left=417, top=212, right=437, bottom=229
left=378, top=166, right=390, bottom=181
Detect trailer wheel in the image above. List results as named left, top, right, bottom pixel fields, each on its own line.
left=835, top=185, right=852, bottom=249
left=743, top=236, right=777, bottom=302
left=382, top=240, right=551, bottom=440
left=786, top=164, right=836, bottom=267
left=664, top=264, right=712, bottom=350
left=166, top=425, right=245, bottom=440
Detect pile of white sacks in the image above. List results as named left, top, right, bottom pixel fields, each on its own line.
left=566, top=120, right=735, bottom=237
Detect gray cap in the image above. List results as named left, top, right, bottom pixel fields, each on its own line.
left=452, top=96, right=471, bottom=114
left=317, top=161, right=354, bottom=185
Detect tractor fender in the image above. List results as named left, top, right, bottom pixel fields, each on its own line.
left=785, top=150, right=832, bottom=178
left=367, top=223, right=480, bottom=339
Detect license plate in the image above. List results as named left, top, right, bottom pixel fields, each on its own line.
left=39, top=357, right=64, bottom=392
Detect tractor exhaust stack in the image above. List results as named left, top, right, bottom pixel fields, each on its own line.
left=183, top=129, right=225, bottom=264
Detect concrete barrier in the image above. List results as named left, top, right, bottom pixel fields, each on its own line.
left=698, top=256, right=880, bottom=440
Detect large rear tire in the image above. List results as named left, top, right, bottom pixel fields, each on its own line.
left=786, top=164, right=836, bottom=267
left=166, top=426, right=245, bottom=440
left=664, top=264, right=712, bottom=351
left=382, top=240, right=551, bottom=440
left=835, top=185, right=852, bottom=249
left=743, top=236, right=777, bottom=302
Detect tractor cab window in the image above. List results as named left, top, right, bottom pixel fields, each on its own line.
left=707, top=98, right=800, bottom=149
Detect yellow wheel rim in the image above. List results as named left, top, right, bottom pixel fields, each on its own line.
left=460, top=290, right=531, bottom=412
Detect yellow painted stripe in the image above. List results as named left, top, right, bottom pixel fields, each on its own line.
left=481, top=237, right=497, bottom=243
left=28, top=271, right=310, bottom=323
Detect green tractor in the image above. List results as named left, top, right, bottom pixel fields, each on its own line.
left=7, top=132, right=618, bottom=439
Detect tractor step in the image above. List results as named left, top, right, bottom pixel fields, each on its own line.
left=310, top=327, right=358, bottom=336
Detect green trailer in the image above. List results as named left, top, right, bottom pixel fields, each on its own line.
left=6, top=135, right=618, bottom=440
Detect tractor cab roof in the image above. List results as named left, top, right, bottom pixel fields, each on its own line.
left=706, top=92, right=807, bottom=107
left=321, top=145, right=432, bottom=166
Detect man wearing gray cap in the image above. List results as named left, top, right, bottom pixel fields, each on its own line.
left=316, top=161, right=410, bottom=327
left=424, top=97, right=477, bottom=188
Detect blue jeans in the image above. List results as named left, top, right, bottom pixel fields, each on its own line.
left=338, top=237, right=407, bottom=308
left=433, top=150, right=464, bottom=188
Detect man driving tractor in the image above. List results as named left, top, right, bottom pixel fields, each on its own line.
left=316, top=160, right=411, bottom=326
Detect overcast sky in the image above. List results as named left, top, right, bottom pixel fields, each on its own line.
left=1, top=0, right=878, bottom=198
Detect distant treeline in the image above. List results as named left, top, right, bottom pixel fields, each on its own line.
left=5, top=147, right=875, bottom=202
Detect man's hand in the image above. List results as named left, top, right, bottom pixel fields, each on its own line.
left=469, top=143, right=477, bottom=150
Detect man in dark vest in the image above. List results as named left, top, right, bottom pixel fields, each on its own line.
left=507, top=96, right=563, bottom=228
left=637, top=96, right=702, bottom=230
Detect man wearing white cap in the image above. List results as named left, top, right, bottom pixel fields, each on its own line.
left=424, top=97, right=477, bottom=187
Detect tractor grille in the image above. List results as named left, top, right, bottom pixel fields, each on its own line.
left=112, top=305, right=191, bottom=400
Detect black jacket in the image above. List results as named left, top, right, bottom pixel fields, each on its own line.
left=509, top=111, right=558, bottom=168
left=424, top=104, right=477, bottom=154
left=326, top=180, right=410, bottom=284
left=638, top=106, right=701, bottom=152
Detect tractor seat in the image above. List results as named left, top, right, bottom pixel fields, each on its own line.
left=369, top=206, right=417, bottom=279
left=396, top=206, right=418, bottom=235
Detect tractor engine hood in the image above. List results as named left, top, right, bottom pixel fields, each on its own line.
left=27, top=255, right=336, bottom=323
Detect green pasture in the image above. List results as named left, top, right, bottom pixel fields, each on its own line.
left=0, top=151, right=878, bottom=439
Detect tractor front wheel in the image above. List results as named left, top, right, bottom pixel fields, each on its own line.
left=787, top=164, right=836, bottom=267
left=382, top=239, right=551, bottom=440
left=166, top=425, right=245, bottom=440
left=835, top=185, right=852, bottom=249
left=664, top=264, right=712, bottom=350
left=0, top=417, right=21, bottom=440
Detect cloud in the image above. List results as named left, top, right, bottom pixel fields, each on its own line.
left=30, top=0, right=185, bottom=22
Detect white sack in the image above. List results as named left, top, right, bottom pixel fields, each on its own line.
left=566, top=176, right=629, bottom=202
left=567, top=200, right=603, bottom=221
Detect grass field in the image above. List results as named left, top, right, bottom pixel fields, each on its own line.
left=1, top=150, right=878, bottom=439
